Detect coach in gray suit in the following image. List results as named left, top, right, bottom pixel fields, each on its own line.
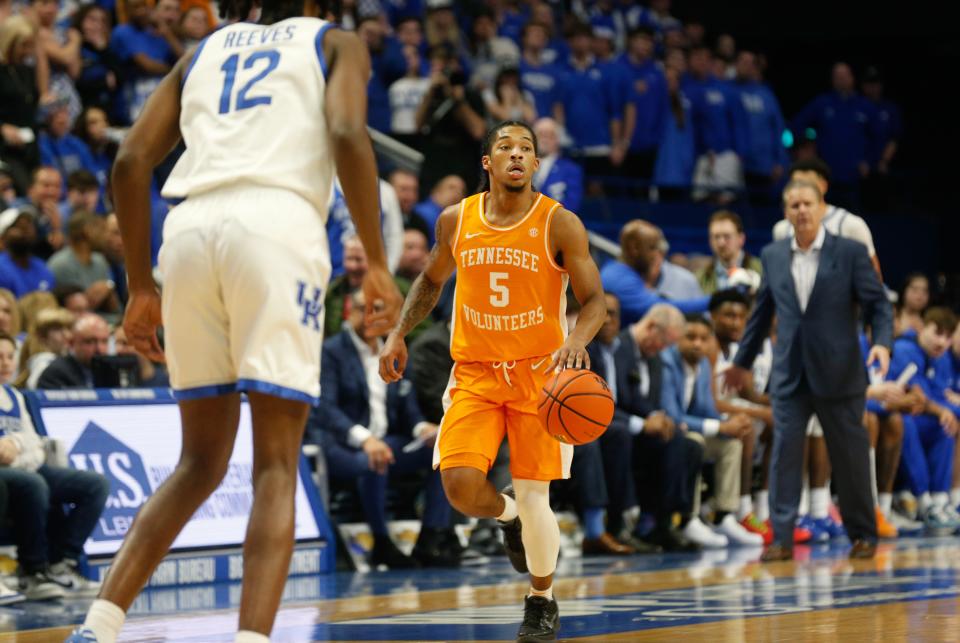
left=725, top=179, right=893, bottom=561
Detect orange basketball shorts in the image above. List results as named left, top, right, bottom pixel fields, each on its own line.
left=432, top=355, right=574, bottom=481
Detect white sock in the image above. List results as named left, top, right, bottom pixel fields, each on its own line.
left=810, top=487, right=830, bottom=519
left=878, top=492, right=893, bottom=516
left=756, top=490, right=770, bottom=522
left=919, top=492, right=933, bottom=512
left=529, top=585, right=554, bottom=600
left=951, top=488, right=960, bottom=507
left=799, top=481, right=810, bottom=516
left=82, top=599, right=125, bottom=643
left=933, top=491, right=950, bottom=510
left=869, top=448, right=879, bottom=506
left=235, top=631, right=270, bottom=643
left=738, top=495, right=753, bottom=521
left=497, top=493, right=518, bottom=522
left=514, top=479, right=559, bottom=578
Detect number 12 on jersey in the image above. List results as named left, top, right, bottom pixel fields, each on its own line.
left=218, top=49, right=281, bottom=114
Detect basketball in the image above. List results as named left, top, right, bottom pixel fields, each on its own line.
left=538, top=368, right=615, bottom=445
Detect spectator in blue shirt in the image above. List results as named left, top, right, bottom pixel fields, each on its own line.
left=591, top=29, right=617, bottom=64
left=938, top=325, right=960, bottom=417
left=73, top=107, right=117, bottom=204
left=73, top=4, right=118, bottom=112
left=730, top=51, right=789, bottom=205
left=532, top=117, right=584, bottom=212
left=653, top=65, right=695, bottom=199
left=358, top=16, right=407, bottom=134
left=518, top=21, right=563, bottom=121
left=0, top=208, right=55, bottom=297
left=528, top=2, right=567, bottom=66
left=619, top=28, right=669, bottom=181
left=109, top=0, right=177, bottom=124
left=61, top=170, right=101, bottom=222
left=12, top=167, right=66, bottom=260
left=600, top=219, right=710, bottom=325
left=496, top=0, right=530, bottom=45
left=684, top=46, right=744, bottom=204
left=647, top=226, right=704, bottom=301
left=465, top=9, right=520, bottom=90
left=38, top=104, right=98, bottom=196
left=889, top=308, right=960, bottom=530
left=413, top=174, right=465, bottom=243
left=791, top=62, right=878, bottom=210
left=625, top=0, right=682, bottom=37
left=860, top=66, right=903, bottom=213
left=586, top=0, right=626, bottom=53
left=861, top=67, right=901, bottom=174
left=559, top=23, right=626, bottom=172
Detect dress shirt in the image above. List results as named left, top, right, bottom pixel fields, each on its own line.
left=683, top=360, right=720, bottom=437
left=790, top=225, right=826, bottom=313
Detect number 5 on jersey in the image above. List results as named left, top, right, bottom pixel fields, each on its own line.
left=219, top=49, right=280, bottom=114
left=490, top=272, right=509, bottom=308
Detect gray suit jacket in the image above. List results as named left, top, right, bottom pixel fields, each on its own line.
left=733, top=232, right=893, bottom=399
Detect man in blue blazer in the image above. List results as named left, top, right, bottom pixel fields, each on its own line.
left=306, top=292, right=454, bottom=569
left=609, top=304, right=704, bottom=552
left=661, top=316, right=761, bottom=546
left=726, top=180, right=893, bottom=561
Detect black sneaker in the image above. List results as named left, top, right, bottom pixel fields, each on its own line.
left=498, top=484, right=528, bottom=574
left=369, top=537, right=419, bottom=569
left=517, top=595, right=560, bottom=641
left=412, top=528, right=461, bottom=568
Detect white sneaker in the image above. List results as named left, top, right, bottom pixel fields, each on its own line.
left=683, top=517, right=728, bottom=548
left=888, top=509, right=924, bottom=533
left=716, top=514, right=764, bottom=546
left=0, top=579, right=25, bottom=606
left=47, top=562, right=101, bottom=597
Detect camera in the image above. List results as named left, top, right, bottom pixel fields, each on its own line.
left=445, top=68, right=467, bottom=87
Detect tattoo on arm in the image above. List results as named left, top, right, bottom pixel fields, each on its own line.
left=394, top=274, right=442, bottom=337
left=394, top=214, right=451, bottom=337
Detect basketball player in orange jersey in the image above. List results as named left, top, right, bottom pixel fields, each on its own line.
left=380, top=120, right=606, bottom=641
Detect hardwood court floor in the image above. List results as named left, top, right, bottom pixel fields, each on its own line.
left=4, top=537, right=960, bottom=641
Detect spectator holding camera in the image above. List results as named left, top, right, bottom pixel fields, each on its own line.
left=414, top=45, right=485, bottom=198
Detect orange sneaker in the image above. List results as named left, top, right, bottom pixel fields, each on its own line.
left=764, top=519, right=812, bottom=544
left=875, top=507, right=898, bottom=539
left=740, top=514, right=773, bottom=545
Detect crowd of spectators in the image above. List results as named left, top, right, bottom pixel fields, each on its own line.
left=0, top=0, right=953, bottom=587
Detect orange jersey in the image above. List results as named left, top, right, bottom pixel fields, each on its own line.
left=449, top=191, right=568, bottom=363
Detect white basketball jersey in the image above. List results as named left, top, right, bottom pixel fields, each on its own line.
left=162, top=18, right=337, bottom=215
left=715, top=339, right=773, bottom=400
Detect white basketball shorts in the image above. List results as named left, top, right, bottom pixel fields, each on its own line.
left=158, top=184, right=330, bottom=405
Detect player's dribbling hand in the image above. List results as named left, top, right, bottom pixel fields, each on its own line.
left=549, top=336, right=590, bottom=373
left=362, top=266, right=402, bottom=333
left=124, top=289, right=165, bottom=363
left=379, top=331, right=408, bottom=383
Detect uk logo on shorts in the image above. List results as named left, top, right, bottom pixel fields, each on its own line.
left=297, top=281, right=323, bottom=332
